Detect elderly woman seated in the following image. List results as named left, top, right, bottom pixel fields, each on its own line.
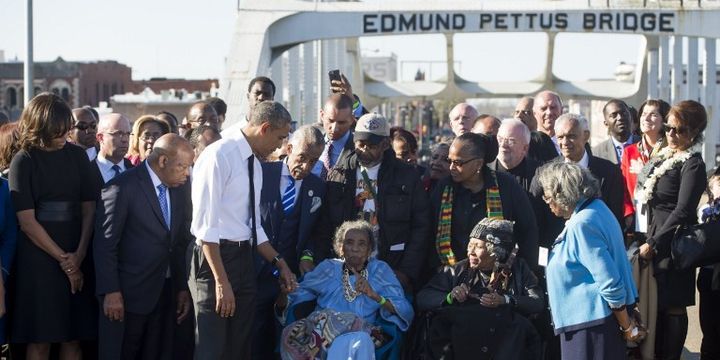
left=417, top=218, right=544, bottom=360
left=275, top=220, right=413, bottom=360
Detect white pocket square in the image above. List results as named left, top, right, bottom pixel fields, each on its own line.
left=310, top=196, right=322, bottom=213
left=390, top=243, right=405, bottom=251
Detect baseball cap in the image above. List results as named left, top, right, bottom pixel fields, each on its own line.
left=354, top=113, right=390, bottom=144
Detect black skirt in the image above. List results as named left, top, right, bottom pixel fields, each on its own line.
left=11, top=219, right=97, bottom=343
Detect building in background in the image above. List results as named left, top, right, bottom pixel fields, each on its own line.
left=0, top=55, right=218, bottom=121
left=110, top=84, right=219, bottom=122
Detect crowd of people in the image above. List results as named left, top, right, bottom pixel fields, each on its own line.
left=0, top=71, right=716, bottom=360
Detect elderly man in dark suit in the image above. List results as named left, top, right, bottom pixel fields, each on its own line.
left=531, top=113, right=624, bottom=248
left=592, top=99, right=640, bottom=165
left=94, top=134, right=194, bottom=360
left=252, top=125, right=326, bottom=359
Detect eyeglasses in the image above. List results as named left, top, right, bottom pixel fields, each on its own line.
left=497, top=136, right=518, bottom=146
left=664, top=123, right=689, bottom=136
left=139, top=132, right=162, bottom=141
left=514, top=110, right=532, bottom=116
left=104, top=131, right=131, bottom=138
left=446, top=157, right=479, bottom=167
left=74, top=122, right=97, bottom=131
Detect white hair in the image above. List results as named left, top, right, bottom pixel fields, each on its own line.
left=499, top=118, right=531, bottom=144
left=289, top=124, right=324, bottom=149
left=536, top=161, right=601, bottom=211
left=554, top=113, right=589, bottom=133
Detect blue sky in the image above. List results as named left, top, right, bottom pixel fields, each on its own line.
left=0, top=0, right=644, bottom=82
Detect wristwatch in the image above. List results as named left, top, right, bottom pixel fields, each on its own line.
left=272, top=254, right=284, bottom=266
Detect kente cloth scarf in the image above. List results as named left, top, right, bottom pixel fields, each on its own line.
left=435, top=171, right=504, bottom=266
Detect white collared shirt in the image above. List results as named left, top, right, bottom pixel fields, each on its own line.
left=279, top=161, right=302, bottom=207
left=565, top=149, right=590, bottom=169
left=190, top=132, right=269, bottom=245
left=96, top=153, right=127, bottom=184
left=146, top=161, right=171, bottom=224
left=220, top=115, right=249, bottom=139
left=551, top=136, right=561, bottom=155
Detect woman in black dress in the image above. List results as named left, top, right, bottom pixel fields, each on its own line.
left=8, top=93, right=97, bottom=359
left=635, top=100, right=708, bottom=360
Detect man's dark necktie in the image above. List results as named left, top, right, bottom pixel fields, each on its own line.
left=248, top=155, right=258, bottom=250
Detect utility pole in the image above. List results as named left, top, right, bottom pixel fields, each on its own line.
left=24, top=0, right=34, bottom=105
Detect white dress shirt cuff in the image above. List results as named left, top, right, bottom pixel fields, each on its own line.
left=193, top=227, right=221, bottom=245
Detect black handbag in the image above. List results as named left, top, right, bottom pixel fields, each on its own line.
left=671, top=219, right=720, bottom=270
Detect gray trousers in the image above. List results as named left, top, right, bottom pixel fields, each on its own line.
left=188, top=242, right=256, bottom=360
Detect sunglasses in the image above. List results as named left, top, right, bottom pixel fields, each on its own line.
left=74, top=122, right=97, bottom=131
left=664, top=123, right=689, bottom=136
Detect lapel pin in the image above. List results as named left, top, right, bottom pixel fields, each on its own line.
left=308, top=190, right=314, bottom=197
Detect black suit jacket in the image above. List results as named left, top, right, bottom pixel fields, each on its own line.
left=587, top=155, right=625, bottom=225
left=592, top=135, right=640, bottom=165
left=259, top=162, right=326, bottom=271
left=94, top=161, right=191, bottom=315
left=527, top=131, right=559, bottom=164
left=530, top=155, right=624, bottom=248
left=91, top=157, right=135, bottom=197
left=336, top=132, right=355, bottom=169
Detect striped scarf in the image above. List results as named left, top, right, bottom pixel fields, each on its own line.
left=435, top=171, right=504, bottom=266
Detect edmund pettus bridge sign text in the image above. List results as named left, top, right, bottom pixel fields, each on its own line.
left=362, top=11, right=675, bottom=34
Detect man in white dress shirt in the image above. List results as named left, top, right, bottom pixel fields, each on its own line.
left=189, top=100, right=297, bottom=360
left=92, top=113, right=133, bottom=188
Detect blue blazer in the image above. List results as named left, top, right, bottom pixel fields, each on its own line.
left=259, top=162, right=325, bottom=268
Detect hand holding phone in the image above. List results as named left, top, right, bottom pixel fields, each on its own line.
left=328, top=70, right=353, bottom=100
left=328, top=69, right=342, bottom=86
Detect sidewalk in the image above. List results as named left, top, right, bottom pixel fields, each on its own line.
left=683, top=290, right=701, bottom=360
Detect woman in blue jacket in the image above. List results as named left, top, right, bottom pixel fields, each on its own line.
left=536, top=161, right=643, bottom=359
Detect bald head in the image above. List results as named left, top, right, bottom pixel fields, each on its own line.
left=69, top=107, right=98, bottom=149
left=151, top=134, right=193, bottom=159
left=96, top=113, right=131, bottom=163
left=472, top=114, right=501, bottom=136
left=186, top=102, right=219, bottom=130
left=514, top=96, right=536, bottom=131
left=72, top=107, right=96, bottom=122
left=148, top=134, right=194, bottom=188
left=98, top=113, right=130, bottom=133
left=448, top=103, right=479, bottom=136
left=533, top=91, right=563, bottom=137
